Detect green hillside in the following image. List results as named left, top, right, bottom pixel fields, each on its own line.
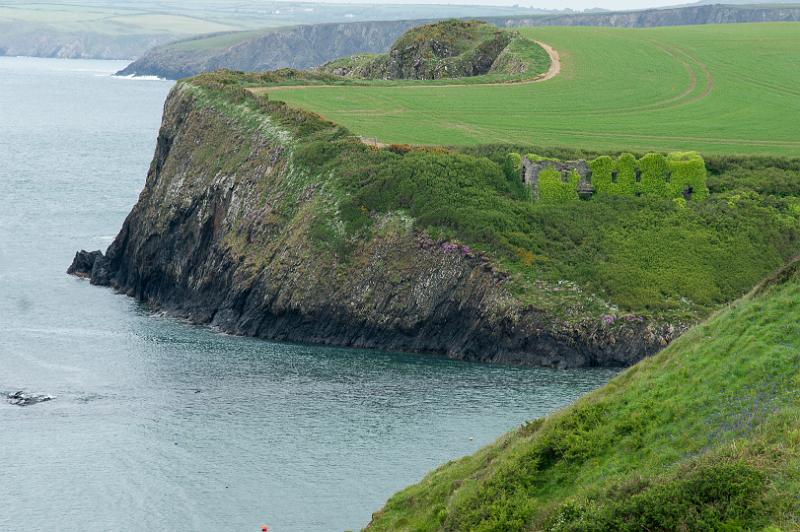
left=269, top=23, right=800, bottom=156
left=367, top=256, right=800, bottom=530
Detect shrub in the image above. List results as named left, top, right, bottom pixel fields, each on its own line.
left=546, top=457, right=770, bottom=531
left=504, top=152, right=523, bottom=181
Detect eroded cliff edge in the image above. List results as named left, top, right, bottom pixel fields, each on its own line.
left=69, top=81, right=680, bottom=368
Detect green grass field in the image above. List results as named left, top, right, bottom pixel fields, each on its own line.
left=270, top=23, right=800, bottom=156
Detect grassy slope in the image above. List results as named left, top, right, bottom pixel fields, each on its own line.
left=368, top=257, right=800, bottom=531
left=270, top=23, right=800, bottom=156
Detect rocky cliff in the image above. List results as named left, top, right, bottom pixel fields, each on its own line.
left=0, top=22, right=174, bottom=60
left=498, top=3, right=800, bottom=29
left=116, top=20, right=425, bottom=80
left=118, top=4, right=800, bottom=79
left=69, top=80, right=679, bottom=368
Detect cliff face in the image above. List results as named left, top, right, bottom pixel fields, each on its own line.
left=497, top=4, right=800, bottom=29
left=117, top=20, right=425, bottom=80
left=117, top=4, right=800, bottom=79
left=70, top=83, right=675, bottom=368
left=0, top=22, right=174, bottom=60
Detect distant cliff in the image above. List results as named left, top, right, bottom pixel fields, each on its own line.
left=118, top=4, right=800, bottom=79
left=116, top=20, right=425, bottom=79
left=497, top=3, right=800, bottom=29
left=0, top=22, right=174, bottom=60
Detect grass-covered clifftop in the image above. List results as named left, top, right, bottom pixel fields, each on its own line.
left=72, top=68, right=800, bottom=367
left=367, top=256, right=800, bottom=530
left=317, top=20, right=549, bottom=81
left=272, top=23, right=800, bottom=155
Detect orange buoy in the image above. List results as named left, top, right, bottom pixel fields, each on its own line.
left=261, top=526, right=268, bottom=532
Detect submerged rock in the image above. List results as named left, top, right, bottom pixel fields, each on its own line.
left=7, top=391, right=54, bottom=407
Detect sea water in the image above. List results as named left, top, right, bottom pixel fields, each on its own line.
left=0, top=57, right=615, bottom=532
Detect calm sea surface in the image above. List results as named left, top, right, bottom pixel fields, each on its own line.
left=0, top=57, right=616, bottom=532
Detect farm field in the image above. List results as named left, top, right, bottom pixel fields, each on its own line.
left=270, top=23, right=800, bottom=156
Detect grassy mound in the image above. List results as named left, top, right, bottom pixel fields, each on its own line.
left=317, top=20, right=550, bottom=81
left=367, top=257, right=800, bottom=530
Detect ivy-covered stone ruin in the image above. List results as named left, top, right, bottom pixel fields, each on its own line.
left=506, top=151, right=709, bottom=203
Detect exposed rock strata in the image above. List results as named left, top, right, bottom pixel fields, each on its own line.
left=69, top=85, right=680, bottom=368
left=117, top=20, right=425, bottom=80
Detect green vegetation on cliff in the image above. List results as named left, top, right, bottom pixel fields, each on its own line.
left=187, top=71, right=800, bottom=327
left=367, top=257, right=800, bottom=530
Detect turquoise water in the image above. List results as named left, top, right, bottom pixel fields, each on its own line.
left=0, top=57, right=616, bottom=532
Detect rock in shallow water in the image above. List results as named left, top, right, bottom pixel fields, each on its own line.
left=7, top=391, right=54, bottom=407
left=67, top=249, right=103, bottom=277
left=67, top=249, right=110, bottom=285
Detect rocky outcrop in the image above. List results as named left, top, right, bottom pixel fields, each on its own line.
left=117, top=4, right=800, bottom=79
left=68, top=83, right=680, bottom=368
left=318, top=20, right=523, bottom=81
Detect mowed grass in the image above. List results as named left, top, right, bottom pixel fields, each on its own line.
left=270, top=23, right=800, bottom=156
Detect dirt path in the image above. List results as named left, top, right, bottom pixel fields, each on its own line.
left=532, top=40, right=560, bottom=83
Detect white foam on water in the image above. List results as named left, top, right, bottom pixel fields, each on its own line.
left=111, top=73, right=168, bottom=81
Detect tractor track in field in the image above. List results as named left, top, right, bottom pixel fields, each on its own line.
left=248, top=35, right=798, bottom=151
left=565, top=41, right=713, bottom=117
